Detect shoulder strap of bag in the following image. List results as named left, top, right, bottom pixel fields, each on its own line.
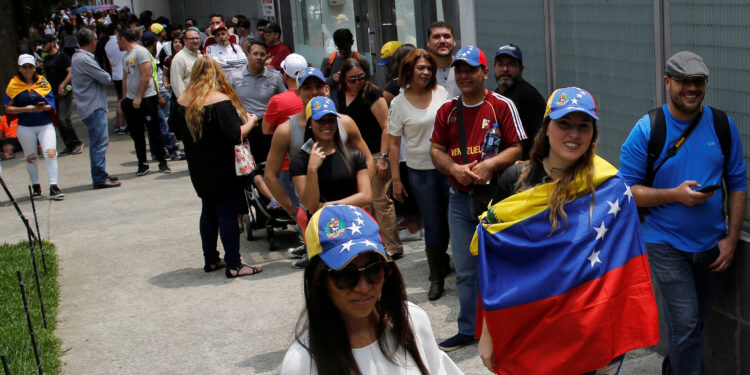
left=709, top=106, right=732, bottom=169
left=645, top=106, right=703, bottom=187
left=456, top=96, right=469, bottom=165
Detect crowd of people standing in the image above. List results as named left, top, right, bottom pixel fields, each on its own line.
left=3, top=6, right=745, bottom=375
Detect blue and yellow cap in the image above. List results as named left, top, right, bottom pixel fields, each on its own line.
left=305, top=96, right=340, bottom=121
left=544, top=87, right=599, bottom=120
left=296, top=67, right=326, bottom=88
left=305, top=204, right=389, bottom=270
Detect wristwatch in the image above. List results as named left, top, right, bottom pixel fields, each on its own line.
left=379, top=153, right=389, bottom=160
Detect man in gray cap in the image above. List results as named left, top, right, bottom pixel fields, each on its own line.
left=619, top=51, right=747, bottom=374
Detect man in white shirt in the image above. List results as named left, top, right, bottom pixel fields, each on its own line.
left=104, top=23, right=127, bottom=133
left=169, top=28, right=202, bottom=98
left=205, top=23, right=246, bottom=74
left=427, top=21, right=459, bottom=97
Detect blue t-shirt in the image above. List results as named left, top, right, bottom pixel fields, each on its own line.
left=12, top=90, right=54, bottom=126
left=619, top=104, right=747, bottom=252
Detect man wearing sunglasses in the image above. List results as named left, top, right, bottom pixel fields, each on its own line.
left=620, top=51, right=746, bottom=374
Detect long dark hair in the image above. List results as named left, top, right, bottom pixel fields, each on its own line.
left=387, top=44, right=416, bottom=81
left=295, top=256, right=429, bottom=375
left=303, top=115, right=357, bottom=176
left=338, top=58, right=379, bottom=95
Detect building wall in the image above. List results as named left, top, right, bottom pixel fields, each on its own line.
left=114, top=0, right=171, bottom=20
left=168, top=0, right=263, bottom=31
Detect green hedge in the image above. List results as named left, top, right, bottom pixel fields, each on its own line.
left=0, top=241, right=61, bottom=374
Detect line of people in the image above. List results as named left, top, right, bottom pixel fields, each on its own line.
left=13, top=9, right=746, bottom=375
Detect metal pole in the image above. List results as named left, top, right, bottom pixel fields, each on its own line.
left=0, top=177, right=39, bottom=243
left=17, top=272, right=43, bottom=375
left=25, top=231, right=47, bottom=329
left=28, top=186, right=48, bottom=274
left=1, top=354, right=10, bottom=375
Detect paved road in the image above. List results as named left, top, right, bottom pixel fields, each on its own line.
left=0, top=92, right=663, bottom=374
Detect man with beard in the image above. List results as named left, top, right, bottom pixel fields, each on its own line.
left=493, top=43, right=545, bottom=160
left=426, top=22, right=459, bottom=97
left=619, top=51, right=746, bottom=374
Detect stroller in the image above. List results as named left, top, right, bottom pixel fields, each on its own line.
left=242, top=162, right=296, bottom=250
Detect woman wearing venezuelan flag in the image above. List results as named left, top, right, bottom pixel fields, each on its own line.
left=473, top=87, right=659, bottom=374
left=4, top=54, right=64, bottom=199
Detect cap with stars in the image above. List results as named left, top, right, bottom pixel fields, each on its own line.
left=296, top=67, right=326, bottom=88
left=452, top=45, right=487, bottom=68
left=305, top=204, right=389, bottom=270
left=305, top=96, right=341, bottom=121
left=544, top=87, right=599, bottom=121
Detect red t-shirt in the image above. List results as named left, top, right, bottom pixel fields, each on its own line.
left=430, top=91, right=526, bottom=192
left=267, top=42, right=291, bottom=70
left=266, top=89, right=303, bottom=171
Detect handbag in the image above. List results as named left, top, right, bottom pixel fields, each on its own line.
left=234, top=139, right=256, bottom=176
left=455, top=95, right=498, bottom=218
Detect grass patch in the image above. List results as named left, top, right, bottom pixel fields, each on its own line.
left=0, top=241, right=61, bottom=374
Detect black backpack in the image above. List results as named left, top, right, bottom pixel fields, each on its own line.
left=639, top=106, right=732, bottom=219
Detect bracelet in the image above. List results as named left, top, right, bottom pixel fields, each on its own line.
left=378, top=153, right=389, bottom=160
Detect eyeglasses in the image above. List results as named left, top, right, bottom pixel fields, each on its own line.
left=185, top=37, right=200, bottom=41
left=495, top=61, right=519, bottom=68
left=327, top=261, right=389, bottom=290
left=670, top=76, right=707, bottom=87
left=346, top=74, right=367, bottom=83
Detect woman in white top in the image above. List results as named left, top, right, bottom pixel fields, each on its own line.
left=387, top=49, right=451, bottom=301
left=280, top=204, right=462, bottom=375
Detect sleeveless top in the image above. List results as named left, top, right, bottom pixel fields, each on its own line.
left=288, top=114, right=348, bottom=158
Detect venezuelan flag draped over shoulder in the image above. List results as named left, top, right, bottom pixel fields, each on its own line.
left=4, top=75, right=57, bottom=125
left=471, top=156, right=658, bottom=375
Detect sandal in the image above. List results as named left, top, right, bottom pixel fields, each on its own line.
left=204, top=258, right=227, bottom=273
left=225, top=264, right=263, bottom=278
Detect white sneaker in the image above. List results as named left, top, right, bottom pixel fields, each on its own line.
left=399, top=228, right=422, bottom=242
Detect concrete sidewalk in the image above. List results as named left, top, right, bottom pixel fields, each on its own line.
left=0, top=92, right=662, bottom=374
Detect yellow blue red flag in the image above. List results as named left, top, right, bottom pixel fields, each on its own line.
left=4, top=75, right=57, bottom=125
left=472, top=156, right=659, bottom=374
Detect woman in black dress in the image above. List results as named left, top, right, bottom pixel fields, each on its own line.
left=175, top=56, right=262, bottom=278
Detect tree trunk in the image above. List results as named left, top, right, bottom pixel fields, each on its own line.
left=0, top=0, right=21, bottom=115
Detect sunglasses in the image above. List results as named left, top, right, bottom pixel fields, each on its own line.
left=346, top=74, right=367, bottom=83
left=328, top=261, right=390, bottom=290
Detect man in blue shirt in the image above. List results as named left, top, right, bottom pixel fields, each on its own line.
left=619, top=51, right=746, bottom=374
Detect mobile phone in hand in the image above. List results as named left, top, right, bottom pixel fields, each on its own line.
left=301, top=138, right=315, bottom=154
left=697, top=184, right=721, bottom=193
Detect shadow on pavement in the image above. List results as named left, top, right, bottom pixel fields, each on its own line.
left=236, top=349, right=285, bottom=372
left=148, top=267, right=234, bottom=288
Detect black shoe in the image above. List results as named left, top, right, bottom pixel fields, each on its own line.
left=136, top=163, right=151, bottom=176
left=291, top=255, right=309, bottom=269
left=427, top=279, right=445, bottom=301
left=71, top=143, right=83, bottom=155
left=158, top=161, right=171, bottom=173
left=59, top=148, right=73, bottom=156
left=94, top=180, right=121, bottom=189
left=170, top=149, right=186, bottom=161
left=438, top=333, right=477, bottom=352
left=287, top=244, right=306, bottom=259
left=32, top=184, right=42, bottom=199
left=49, top=185, right=65, bottom=200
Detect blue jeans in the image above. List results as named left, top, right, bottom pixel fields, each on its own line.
left=200, top=192, right=245, bottom=269
left=448, top=187, right=479, bottom=337
left=646, top=243, right=720, bottom=375
left=81, top=109, right=110, bottom=185
left=408, top=168, right=450, bottom=251
left=280, top=170, right=300, bottom=208
left=156, top=104, right=177, bottom=154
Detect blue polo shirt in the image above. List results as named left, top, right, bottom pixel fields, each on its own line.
left=619, top=104, right=747, bottom=252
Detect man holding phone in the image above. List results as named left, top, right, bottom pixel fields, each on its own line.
left=619, top=51, right=747, bottom=374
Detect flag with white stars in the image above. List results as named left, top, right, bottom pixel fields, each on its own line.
left=471, top=155, right=659, bottom=375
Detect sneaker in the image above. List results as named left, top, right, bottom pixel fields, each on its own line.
left=71, top=143, right=83, bottom=155
left=170, top=149, right=186, bottom=161
left=158, top=161, right=171, bottom=173
left=31, top=184, right=42, bottom=199
left=49, top=185, right=65, bottom=200
left=399, top=228, right=422, bottom=242
left=59, top=148, right=73, bottom=156
left=136, top=163, right=151, bottom=176
left=116, top=126, right=128, bottom=134
left=438, top=333, right=477, bottom=352
left=291, top=255, right=309, bottom=269
left=287, top=244, right=306, bottom=259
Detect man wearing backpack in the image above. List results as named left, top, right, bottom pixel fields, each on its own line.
left=320, top=28, right=360, bottom=89
left=619, top=51, right=746, bottom=375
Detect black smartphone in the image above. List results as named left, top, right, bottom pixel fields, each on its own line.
left=697, top=184, right=721, bottom=193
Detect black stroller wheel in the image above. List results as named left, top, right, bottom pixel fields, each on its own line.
left=267, top=226, right=275, bottom=250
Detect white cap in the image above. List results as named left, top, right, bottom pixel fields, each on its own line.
left=18, top=54, right=35, bottom=67
left=280, top=53, right=308, bottom=79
